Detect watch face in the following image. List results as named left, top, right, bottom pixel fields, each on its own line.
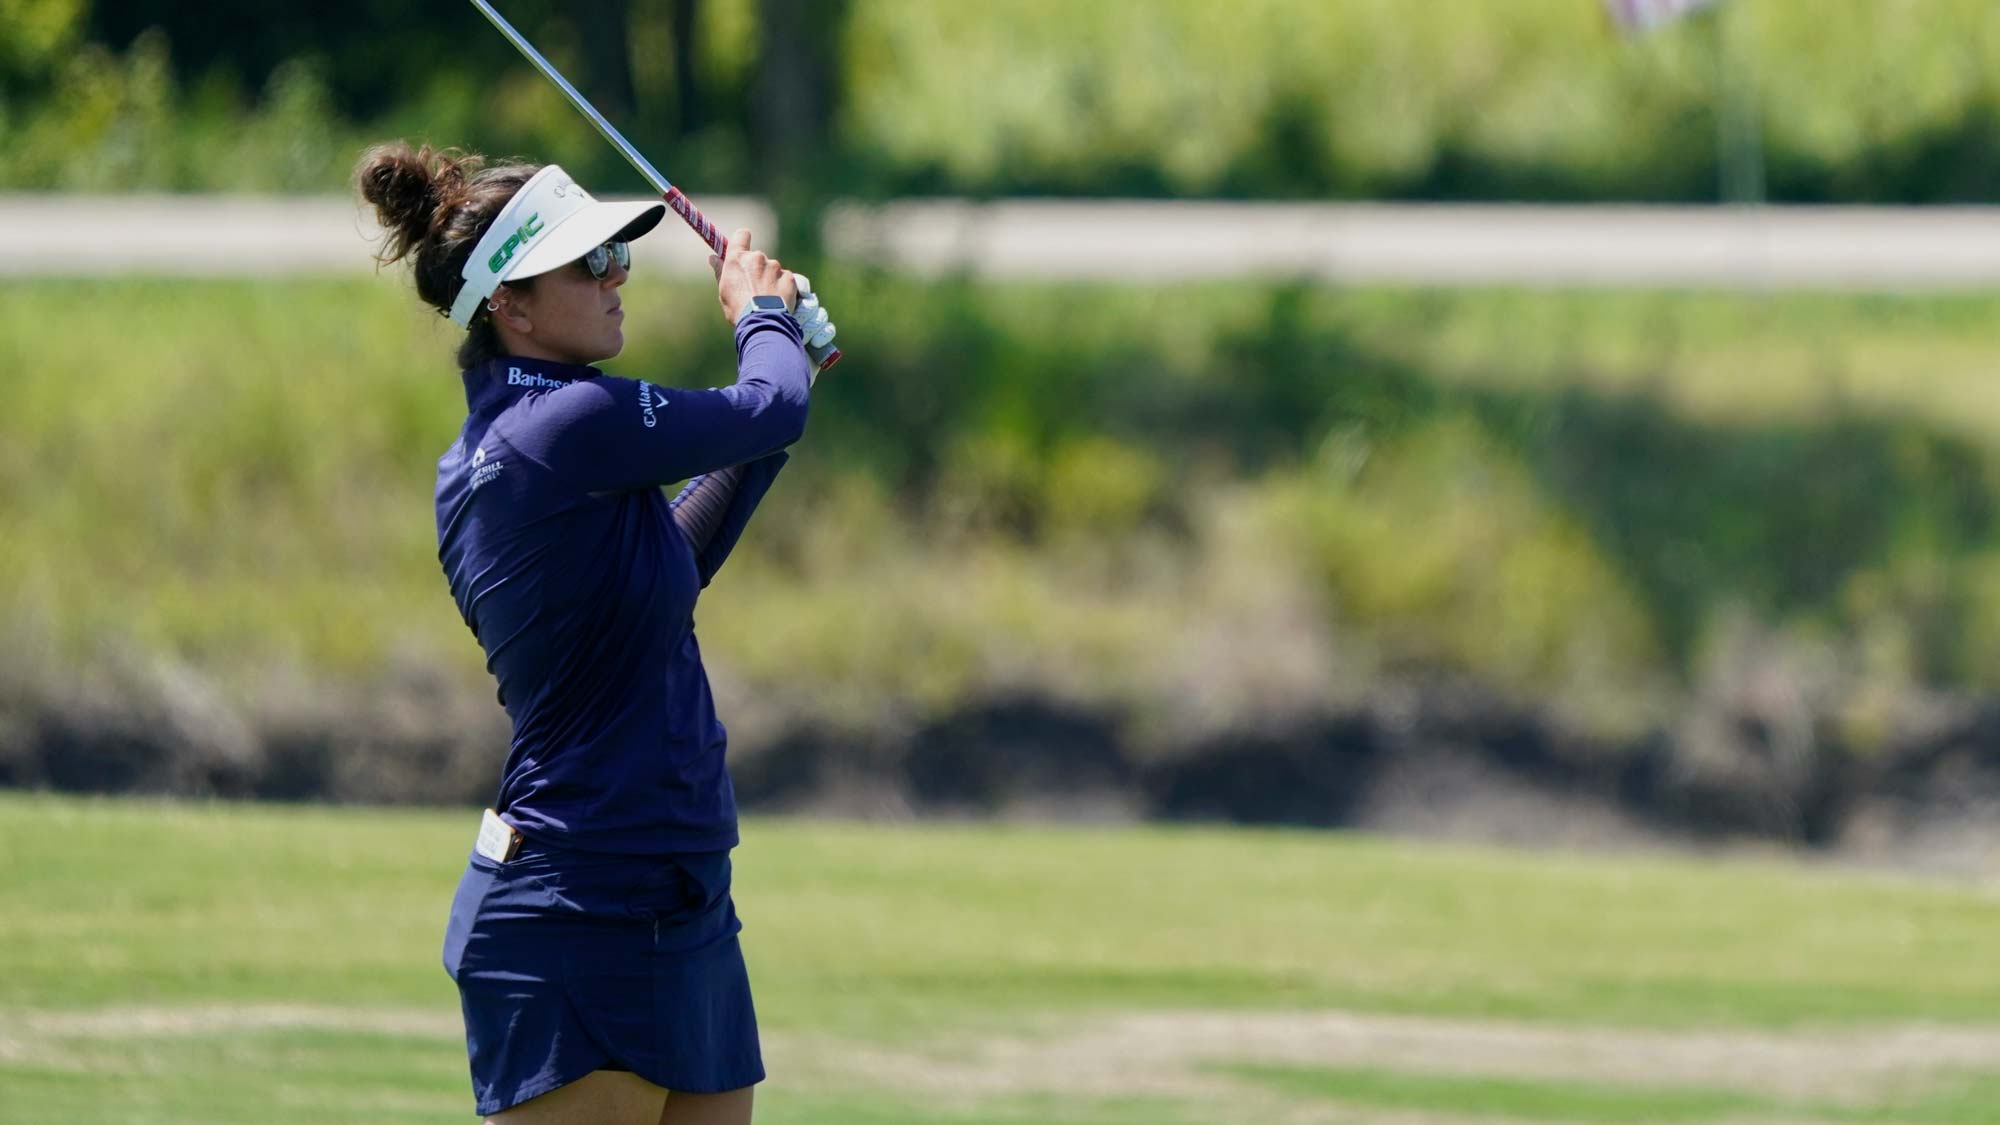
left=751, top=295, right=788, bottom=312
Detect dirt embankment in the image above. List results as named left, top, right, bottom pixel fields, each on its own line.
left=4, top=644, right=1998, bottom=865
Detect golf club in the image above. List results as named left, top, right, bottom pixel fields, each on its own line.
left=469, top=0, right=841, bottom=373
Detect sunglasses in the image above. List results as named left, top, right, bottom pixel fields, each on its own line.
left=575, top=239, right=631, bottom=280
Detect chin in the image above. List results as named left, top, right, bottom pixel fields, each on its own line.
left=574, top=334, right=621, bottom=365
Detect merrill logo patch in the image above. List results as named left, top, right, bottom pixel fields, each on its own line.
left=470, top=445, right=504, bottom=490
left=639, top=382, right=667, bottom=429
left=507, top=366, right=566, bottom=390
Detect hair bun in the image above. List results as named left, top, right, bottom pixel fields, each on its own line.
left=356, top=141, right=478, bottom=265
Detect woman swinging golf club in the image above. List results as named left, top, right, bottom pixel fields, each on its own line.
left=358, top=141, right=832, bottom=1125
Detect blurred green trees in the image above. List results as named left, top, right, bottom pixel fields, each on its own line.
left=3, top=0, right=1999, bottom=202
left=8, top=276, right=2000, bottom=739
left=0, top=0, right=86, bottom=81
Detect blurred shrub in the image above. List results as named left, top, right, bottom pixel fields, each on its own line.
left=0, top=0, right=86, bottom=83
left=9, top=31, right=173, bottom=189
left=10, top=276, right=2000, bottom=767
left=844, top=0, right=2000, bottom=202
left=3, top=0, right=1999, bottom=201
left=5, top=31, right=358, bottom=191
left=1043, top=437, right=1168, bottom=540
left=1266, top=417, right=1662, bottom=700
left=229, top=59, right=343, bottom=192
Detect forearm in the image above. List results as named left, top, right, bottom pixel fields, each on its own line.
left=522, top=310, right=809, bottom=494
left=671, top=464, right=748, bottom=553
left=670, top=451, right=790, bottom=585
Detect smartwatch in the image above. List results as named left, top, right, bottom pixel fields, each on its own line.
left=741, top=294, right=789, bottom=319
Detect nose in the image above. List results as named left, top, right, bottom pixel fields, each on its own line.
left=603, top=258, right=629, bottom=287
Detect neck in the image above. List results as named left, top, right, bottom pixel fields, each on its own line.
left=494, top=335, right=593, bottom=367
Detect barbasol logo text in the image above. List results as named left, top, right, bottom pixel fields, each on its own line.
left=639, top=382, right=666, bottom=428
left=507, top=366, right=565, bottom=390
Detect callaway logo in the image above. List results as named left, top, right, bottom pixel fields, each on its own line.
left=487, top=213, right=544, bottom=273
left=507, top=366, right=566, bottom=390
left=639, top=382, right=666, bottom=428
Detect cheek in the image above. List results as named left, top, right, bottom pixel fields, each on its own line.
left=554, top=295, right=601, bottom=343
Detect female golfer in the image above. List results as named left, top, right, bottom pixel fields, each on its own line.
left=358, top=141, right=828, bottom=1125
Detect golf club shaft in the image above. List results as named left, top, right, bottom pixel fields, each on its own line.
left=469, top=0, right=675, bottom=202
left=468, top=0, right=839, bottom=370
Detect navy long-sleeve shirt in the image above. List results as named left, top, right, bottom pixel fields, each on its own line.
left=435, top=310, right=811, bottom=854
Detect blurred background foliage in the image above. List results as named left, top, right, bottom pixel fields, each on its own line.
left=9, top=2, right=2000, bottom=842
left=4, top=0, right=2000, bottom=202
left=7, top=276, right=2000, bottom=782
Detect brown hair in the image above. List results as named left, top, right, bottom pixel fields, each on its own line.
left=355, top=141, right=542, bottom=370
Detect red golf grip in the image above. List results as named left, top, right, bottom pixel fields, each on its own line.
left=664, top=186, right=728, bottom=258
left=664, top=187, right=842, bottom=373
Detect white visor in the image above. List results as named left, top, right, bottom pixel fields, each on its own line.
left=448, top=164, right=666, bottom=328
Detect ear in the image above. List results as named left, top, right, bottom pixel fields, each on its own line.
left=491, top=286, right=534, bottom=336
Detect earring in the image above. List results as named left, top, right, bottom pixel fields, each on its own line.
left=486, top=300, right=501, bottom=313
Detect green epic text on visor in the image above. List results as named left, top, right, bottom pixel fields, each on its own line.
left=488, top=214, right=544, bottom=273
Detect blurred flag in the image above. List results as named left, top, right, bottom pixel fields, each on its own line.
left=1605, top=0, right=1718, bottom=32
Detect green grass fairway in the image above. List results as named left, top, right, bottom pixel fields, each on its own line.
left=5, top=793, right=2000, bottom=1123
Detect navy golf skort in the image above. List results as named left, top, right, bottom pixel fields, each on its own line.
left=442, top=837, right=762, bottom=1116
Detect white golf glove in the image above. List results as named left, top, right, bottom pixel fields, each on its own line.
left=791, top=273, right=838, bottom=352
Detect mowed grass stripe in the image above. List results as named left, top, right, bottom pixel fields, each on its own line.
left=6, top=793, right=2000, bottom=1034
left=1222, top=1062, right=2000, bottom=1125
left=1222, top=1063, right=1778, bottom=1123
left=9, top=795, right=2000, bottom=1123
left=0, top=1024, right=1207, bottom=1125
left=0, top=1027, right=469, bottom=1125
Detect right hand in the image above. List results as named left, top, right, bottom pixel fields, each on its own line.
left=709, top=228, right=798, bottom=326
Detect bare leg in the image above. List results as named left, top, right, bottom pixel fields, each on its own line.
left=658, top=1085, right=754, bottom=1125
left=488, top=1069, right=668, bottom=1125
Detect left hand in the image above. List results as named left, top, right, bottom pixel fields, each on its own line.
left=791, top=273, right=838, bottom=352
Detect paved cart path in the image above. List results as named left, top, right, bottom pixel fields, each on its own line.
left=7, top=195, right=2000, bottom=288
